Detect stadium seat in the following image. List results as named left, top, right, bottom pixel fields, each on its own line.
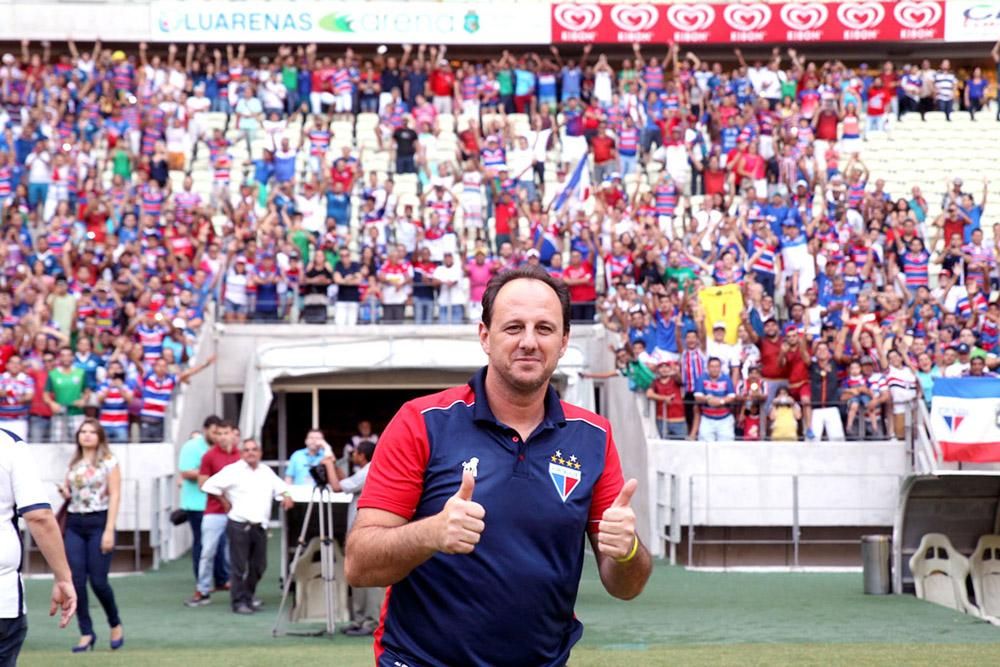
left=970, top=535, right=1000, bottom=621
left=289, top=537, right=349, bottom=625
left=908, top=533, right=980, bottom=616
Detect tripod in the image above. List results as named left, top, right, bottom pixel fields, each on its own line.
left=273, top=484, right=338, bottom=637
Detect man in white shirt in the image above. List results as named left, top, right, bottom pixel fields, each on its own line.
left=0, top=429, right=76, bottom=659
left=201, top=438, right=293, bottom=615
left=24, top=141, right=51, bottom=211
left=705, top=321, right=740, bottom=380
left=433, top=252, right=465, bottom=324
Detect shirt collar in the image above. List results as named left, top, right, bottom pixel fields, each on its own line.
left=469, top=365, right=566, bottom=432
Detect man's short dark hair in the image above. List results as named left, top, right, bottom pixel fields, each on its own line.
left=480, top=266, right=571, bottom=335
left=203, top=415, right=223, bottom=430
left=218, top=419, right=236, bottom=431
left=356, top=440, right=376, bottom=462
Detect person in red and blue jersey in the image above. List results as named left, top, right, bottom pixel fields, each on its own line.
left=138, top=356, right=214, bottom=443
left=348, top=267, right=651, bottom=667
left=94, top=360, right=135, bottom=443
left=0, top=355, right=33, bottom=442
left=694, top=357, right=736, bottom=441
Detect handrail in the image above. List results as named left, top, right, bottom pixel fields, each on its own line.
left=913, top=400, right=941, bottom=474
left=654, top=471, right=680, bottom=565
left=150, top=474, right=176, bottom=570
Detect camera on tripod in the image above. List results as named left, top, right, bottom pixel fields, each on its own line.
left=309, top=462, right=329, bottom=487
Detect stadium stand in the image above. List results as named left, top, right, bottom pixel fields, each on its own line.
left=3, top=18, right=1000, bottom=583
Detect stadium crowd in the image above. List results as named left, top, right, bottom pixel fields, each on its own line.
left=0, top=38, right=997, bottom=442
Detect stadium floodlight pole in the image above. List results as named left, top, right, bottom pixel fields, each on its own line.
left=272, top=483, right=338, bottom=637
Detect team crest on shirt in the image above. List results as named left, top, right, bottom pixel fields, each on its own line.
left=549, top=450, right=582, bottom=503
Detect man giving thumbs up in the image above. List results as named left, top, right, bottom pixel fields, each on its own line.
left=345, top=267, right=651, bottom=667
left=437, top=471, right=486, bottom=554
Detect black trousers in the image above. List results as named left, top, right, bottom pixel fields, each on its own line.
left=0, top=615, right=26, bottom=667
left=226, top=520, right=267, bottom=609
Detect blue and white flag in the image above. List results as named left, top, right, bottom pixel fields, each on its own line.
left=552, top=153, right=590, bottom=213
left=931, top=377, right=1000, bottom=462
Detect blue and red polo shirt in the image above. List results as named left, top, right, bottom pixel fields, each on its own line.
left=359, top=366, right=624, bottom=667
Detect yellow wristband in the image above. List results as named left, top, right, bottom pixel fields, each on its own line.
left=615, top=535, right=640, bottom=564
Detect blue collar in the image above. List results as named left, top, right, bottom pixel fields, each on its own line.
left=468, top=366, right=566, bottom=434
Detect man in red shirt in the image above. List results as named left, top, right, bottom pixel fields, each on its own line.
left=562, top=250, right=597, bottom=323
left=590, top=122, right=617, bottom=186
left=866, top=78, right=891, bottom=136
left=428, top=59, right=456, bottom=115
left=646, top=361, right=686, bottom=439
left=186, top=420, right=240, bottom=607
left=744, top=315, right=788, bottom=419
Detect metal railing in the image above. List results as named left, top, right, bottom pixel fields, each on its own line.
left=23, top=478, right=143, bottom=575
left=655, top=471, right=681, bottom=565
left=641, top=395, right=923, bottom=446
left=662, top=472, right=902, bottom=568
left=912, top=400, right=941, bottom=474
left=150, top=474, right=176, bottom=571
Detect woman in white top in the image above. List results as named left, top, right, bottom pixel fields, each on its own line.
left=593, top=55, right=614, bottom=106
left=57, top=419, right=123, bottom=652
left=223, top=258, right=250, bottom=323
left=885, top=349, right=918, bottom=440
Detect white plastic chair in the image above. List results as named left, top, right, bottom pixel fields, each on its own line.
left=908, top=533, right=979, bottom=616
left=290, top=537, right=349, bottom=624
left=970, top=535, right=1000, bottom=620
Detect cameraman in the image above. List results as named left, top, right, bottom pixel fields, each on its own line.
left=320, top=440, right=378, bottom=636
left=284, top=429, right=332, bottom=486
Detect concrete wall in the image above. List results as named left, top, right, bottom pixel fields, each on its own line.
left=211, top=322, right=611, bottom=391
left=649, top=439, right=907, bottom=529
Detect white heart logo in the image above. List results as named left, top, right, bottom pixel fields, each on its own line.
left=723, top=3, right=772, bottom=32
left=893, top=0, right=941, bottom=29
left=836, top=2, right=885, bottom=30
left=554, top=3, right=602, bottom=31
left=610, top=4, right=658, bottom=32
left=780, top=3, right=829, bottom=31
left=666, top=3, right=715, bottom=32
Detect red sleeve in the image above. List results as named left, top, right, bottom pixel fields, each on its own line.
left=357, top=403, right=430, bottom=520
left=198, top=449, right=213, bottom=476
left=587, top=428, right=625, bottom=533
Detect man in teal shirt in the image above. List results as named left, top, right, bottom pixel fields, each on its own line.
left=284, top=429, right=332, bottom=486
left=178, top=415, right=228, bottom=587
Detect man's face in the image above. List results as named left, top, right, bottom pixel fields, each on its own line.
left=216, top=427, right=233, bottom=448
left=305, top=430, right=324, bottom=452
left=241, top=440, right=262, bottom=468
left=707, top=359, right=722, bottom=379
left=479, top=279, right=568, bottom=394
left=59, top=349, right=73, bottom=368
left=764, top=320, right=779, bottom=338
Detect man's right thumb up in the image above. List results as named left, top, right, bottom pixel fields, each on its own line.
left=456, top=470, right=475, bottom=501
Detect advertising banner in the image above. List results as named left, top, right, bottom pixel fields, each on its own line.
left=151, top=1, right=550, bottom=44
left=551, top=1, right=945, bottom=45
left=944, top=0, right=1000, bottom=42
left=931, top=377, right=1000, bottom=463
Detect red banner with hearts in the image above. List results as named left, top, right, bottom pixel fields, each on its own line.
left=550, top=1, right=945, bottom=45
